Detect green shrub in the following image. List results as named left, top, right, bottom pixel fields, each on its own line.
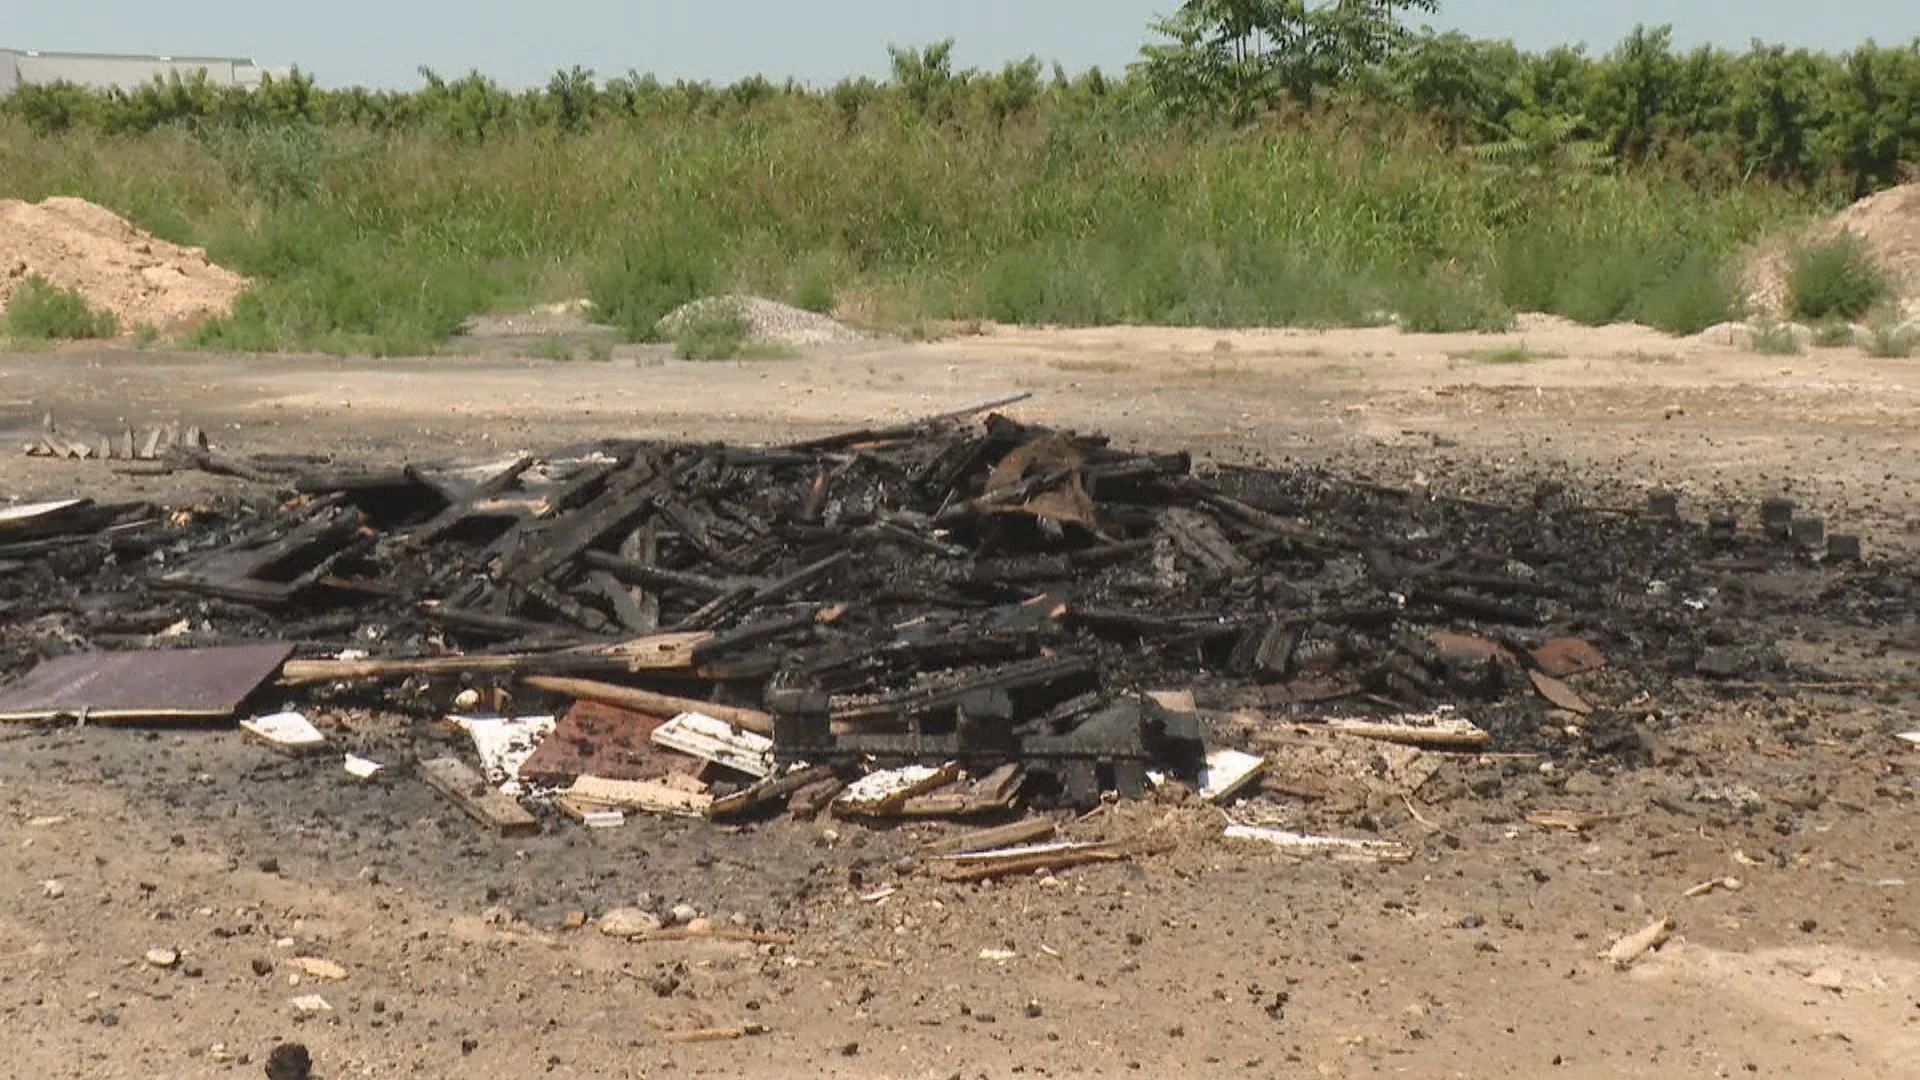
left=1811, top=320, right=1856, bottom=348
left=1391, top=267, right=1513, bottom=333
left=793, top=271, right=837, bottom=315
left=672, top=299, right=751, bottom=359
left=1753, top=323, right=1802, bottom=355
left=1635, top=253, right=1740, bottom=335
left=1864, top=317, right=1915, bottom=358
left=589, top=225, right=723, bottom=343
left=1787, top=233, right=1889, bottom=322
left=5, top=275, right=119, bottom=339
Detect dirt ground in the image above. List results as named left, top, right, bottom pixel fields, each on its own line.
left=2, top=320, right=1917, bottom=1079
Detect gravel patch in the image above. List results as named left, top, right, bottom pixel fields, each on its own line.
left=659, top=295, right=867, bottom=347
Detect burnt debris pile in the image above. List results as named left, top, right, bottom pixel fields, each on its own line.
left=0, top=408, right=1908, bottom=811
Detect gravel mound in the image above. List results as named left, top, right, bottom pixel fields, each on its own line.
left=658, top=295, right=865, bottom=347
left=0, top=197, right=249, bottom=331
left=1746, top=182, right=1920, bottom=320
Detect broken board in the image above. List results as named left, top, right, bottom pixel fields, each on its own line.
left=240, top=712, right=327, bottom=754
left=650, top=711, right=774, bottom=779
left=418, top=756, right=540, bottom=837
left=0, top=643, right=294, bottom=723
left=1195, top=749, right=1266, bottom=803
left=563, top=773, right=711, bottom=818
left=449, top=714, right=556, bottom=794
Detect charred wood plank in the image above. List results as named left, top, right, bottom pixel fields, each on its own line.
left=1158, top=507, right=1250, bottom=575
left=581, top=551, right=751, bottom=598
left=787, top=392, right=1034, bottom=452
left=590, top=570, right=655, bottom=633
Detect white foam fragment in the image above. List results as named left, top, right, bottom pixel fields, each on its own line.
left=241, top=712, right=326, bottom=750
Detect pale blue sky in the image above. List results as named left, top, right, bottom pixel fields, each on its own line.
left=9, top=1, right=1914, bottom=90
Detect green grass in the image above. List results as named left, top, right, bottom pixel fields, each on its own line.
left=1787, top=233, right=1890, bottom=322
left=5, top=275, right=119, bottom=340
left=0, top=111, right=1815, bottom=352
left=1449, top=342, right=1565, bottom=365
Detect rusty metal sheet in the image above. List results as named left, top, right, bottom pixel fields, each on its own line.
left=1529, top=669, right=1594, bottom=715
left=1530, top=637, right=1608, bottom=677
left=516, top=699, right=702, bottom=786
left=0, top=643, right=294, bottom=723
left=985, top=435, right=1097, bottom=529
left=1262, top=676, right=1362, bottom=706
left=1430, top=630, right=1514, bottom=665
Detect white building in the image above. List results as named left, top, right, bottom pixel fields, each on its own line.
left=0, top=48, right=288, bottom=95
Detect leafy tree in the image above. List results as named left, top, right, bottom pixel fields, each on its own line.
left=1137, top=0, right=1440, bottom=120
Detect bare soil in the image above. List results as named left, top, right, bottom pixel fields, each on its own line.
left=0, top=197, right=248, bottom=332
left=2, top=322, right=1918, bottom=1079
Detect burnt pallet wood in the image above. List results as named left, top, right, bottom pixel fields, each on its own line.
left=1157, top=507, right=1250, bottom=576
left=158, top=505, right=363, bottom=605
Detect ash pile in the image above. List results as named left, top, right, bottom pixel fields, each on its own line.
left=1, top=401, right=1906, bottom=835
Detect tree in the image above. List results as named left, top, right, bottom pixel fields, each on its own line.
left=1136, top=0, right=1440, bottom=120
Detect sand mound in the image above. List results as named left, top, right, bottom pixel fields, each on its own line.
left=1747, top=183, right=1920, bottom=319
left=658, top=295, right=867, bottom=347
left=0, top=197, right=249, bottom=332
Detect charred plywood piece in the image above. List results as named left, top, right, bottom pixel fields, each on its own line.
left=516, top=699, right=698, bottom=787
left=981, top=433, right=1098, bottom=530
left=0, top=643, right=294, bottom=723
left=417, top=756, right=540, bottom=837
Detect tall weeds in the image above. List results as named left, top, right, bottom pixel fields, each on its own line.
left=0, top=108, right=1810, bottom=352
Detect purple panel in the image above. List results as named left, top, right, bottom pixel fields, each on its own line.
left=0, top=643, right=295, bottom=721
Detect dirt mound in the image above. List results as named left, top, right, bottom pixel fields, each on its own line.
left=659, top=295, right=867, bottom=347
left=1748, top=183, right=1920, bottom=319
left=0, top=196, right=248, bottom=332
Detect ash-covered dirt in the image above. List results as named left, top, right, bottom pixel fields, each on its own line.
left=2, top=331, right=1918, bottom=1079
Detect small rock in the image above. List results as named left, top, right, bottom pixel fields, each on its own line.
left=562, top=911, right=588, bottom=931
left=256, top=857, right=281, bottom=875
left=289, top=957, right=348, bottom=981
left=41, top=879, right=65, bottom=899
left=144, top=947, right=179, bottom=969
left=1458, top=914, right=1485, bottom=930
left=598, top=907, right=662, bottom=938
left=686, top=917, right=713, bottom=934
left=668, top=903, right=699, bottom=926
left=453, top=688, right=482, bottom=711
left=264, top=1042, right=312, bottom=1080
left=1025, top=999, right=1044, bottom=1018
left=251, top=958, right=275, bottom=977
left=288, top=994, right=332, bottom=1015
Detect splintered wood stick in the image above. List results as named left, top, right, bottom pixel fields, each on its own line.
left=522, top=675, right=773, bottom=734
left=1603, top=916, right=1675, bottom=970
left=662, top=1024, right=767, bottom=1043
